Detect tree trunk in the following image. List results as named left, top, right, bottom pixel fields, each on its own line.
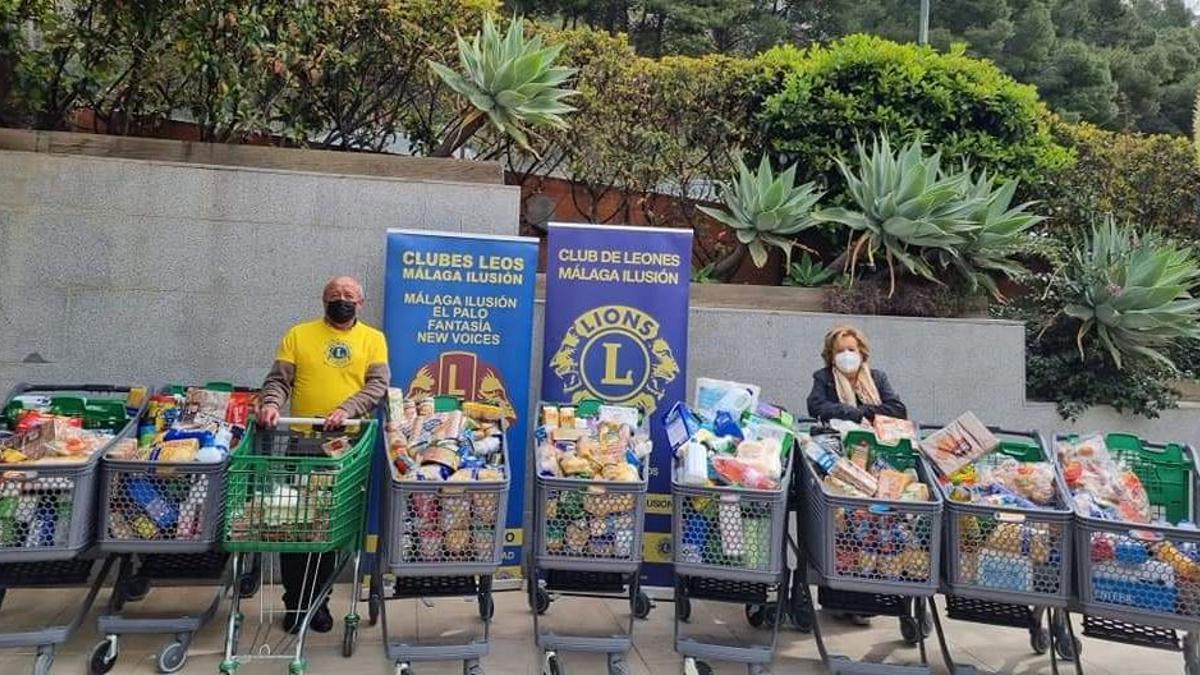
left=712, top=244, right=747, bottom=281
left=431, top=112, right=487, bottom=158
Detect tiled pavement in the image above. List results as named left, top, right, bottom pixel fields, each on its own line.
left=0, top=583, right=1181, bottom=674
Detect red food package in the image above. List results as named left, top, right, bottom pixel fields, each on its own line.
left=225, top=392, right=256, bottom=428
left=15, top=410, right=81, bottom=433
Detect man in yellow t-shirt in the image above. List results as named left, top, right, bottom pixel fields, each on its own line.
left=259, top=275, right=390, bottom=634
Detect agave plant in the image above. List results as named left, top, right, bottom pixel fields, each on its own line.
left=1062, top=217, right=1200, bottom=369
left=940, top=171, right=1045, bottom=300
left=429, top=15, right=577, bottom=157
left=698, top=155, right=823, bottom=272
left=815, top=135, right=984, bottom=295
left=784, top=252, right=841, bottom=287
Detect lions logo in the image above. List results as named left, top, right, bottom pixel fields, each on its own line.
left=324, top=340, right=352, bottom=368
left=549, top=304, right=680, bottom=413
left=406, top=351, right=517, bottom=422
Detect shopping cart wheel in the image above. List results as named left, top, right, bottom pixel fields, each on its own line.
left=33, top=646, right=54, bottom=675
left=156, top=640, right=188, bottom=674
left=747, top=664, right=769, bottom=675
left=125, top=575, right=151, bottom=602
left=1051, top=609, right=1079, bottom=661
left=899, top=614, right=931, bottom=645
left=633, top=591, right=652, bottom=619
left=746, top=604, right=765, bottom=628
left=676, top=595, right=692, bottom=623
left=607, top=653, right=630, bottom=675
left=535, top=587, right=551, bottom=615
left=342, top=620, right=359, bottom=658
left=394, top=662, right=413, bottom=675
left=682, top=657, right=712, bottom=675
left=89, top=638, right=117, bottom=675
left=463, top=658, right=484, bottom=675
left=478, top=592, right=495, bottom=621
left=1185, top=631, right=1200, bottom=675
left=238, top=566, right=261, bottom=598
left=368, top=593, right=380, bottom=626
left=542, top=651, right=562, bottom=675
left=1029, top=626, right=1049, bottom=655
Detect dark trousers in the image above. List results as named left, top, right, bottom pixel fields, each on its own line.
left=280, top=552, right=335, bottom=611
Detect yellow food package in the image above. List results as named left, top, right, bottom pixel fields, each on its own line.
left=155, top=438, right=199, bottom=462
left=1, top=448, right=28, bottom=464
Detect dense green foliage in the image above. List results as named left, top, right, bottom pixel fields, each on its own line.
left=515, top=0, right=1200, bottom=137
left=0, top=0, right=497, bottom=146
left=758, top=36, right=1070, bottom=192
left=1028, top=121, right=1200, bottom=240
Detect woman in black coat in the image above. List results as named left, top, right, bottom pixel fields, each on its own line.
left=805, top=324, right=908, bottom=626
left=806, top=325, right=907, bottom=423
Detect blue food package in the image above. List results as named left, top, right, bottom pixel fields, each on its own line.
left=713, top=410, right=744, bottom=441
left=662, top=401, right=703, bottom=456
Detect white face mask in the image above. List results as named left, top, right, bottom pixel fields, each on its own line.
left=834, top=350, right=862, bottom=374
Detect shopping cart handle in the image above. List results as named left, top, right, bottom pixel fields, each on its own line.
left=274, top=416, right=366, bottom=427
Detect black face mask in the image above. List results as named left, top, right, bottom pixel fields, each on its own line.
left=325, top=300, right=357, bottom=324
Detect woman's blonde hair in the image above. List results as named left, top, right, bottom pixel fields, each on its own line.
left=822, top=325, right=871, bottom=368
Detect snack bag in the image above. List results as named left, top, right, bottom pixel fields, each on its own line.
left=873, top=415, right=916, bottom=446
left=735, top=437, right=782, bottom=480
left=919, top=412, right=998, bottom=476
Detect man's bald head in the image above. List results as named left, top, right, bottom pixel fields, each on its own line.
left=323, top=276, right=364, bottom=303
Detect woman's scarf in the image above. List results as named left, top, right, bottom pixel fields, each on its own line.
left=834, top=363, right=882, bottom=408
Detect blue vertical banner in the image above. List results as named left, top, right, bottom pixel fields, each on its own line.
left=540, top=222, right=692, bottom=587
left=379, top=229, right=538, bottom=580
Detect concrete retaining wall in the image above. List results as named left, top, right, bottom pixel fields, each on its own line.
left=2, top=146, right=1196, bottom=446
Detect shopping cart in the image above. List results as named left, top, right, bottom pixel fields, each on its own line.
left=672, top=432, right=794, bottom=675
left=796, top=428, right=948, bottom=674
left=1056, top=432, right=1200, bottom=675
left=219, top=416, right=376, bottom=675
left=0, top=382, right=144, bottom=675
left=922, top=426, right=1077, bottom=675
left=529, top=402, right=650, bottom=675
left=374, top=396, right=511, bottom=675
left=89, top=383, right=257, bottom=674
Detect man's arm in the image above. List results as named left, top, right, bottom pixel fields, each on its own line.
left=334, top=362, right=391, bottom=418
left=259, top=360, right=295, bottom=425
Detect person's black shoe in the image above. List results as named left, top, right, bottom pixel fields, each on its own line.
left=282, top=603, right=333, bottom=634
left=310, top=603, right=334, bottom=633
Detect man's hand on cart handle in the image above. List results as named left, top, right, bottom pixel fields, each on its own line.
left=259, top=403, right=280, bottom=427
left=324, top=408, right=349, bottom=430
left=274, top=416, right=366, bottom=428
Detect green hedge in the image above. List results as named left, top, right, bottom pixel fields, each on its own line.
left=757, top=35, right=1071, bottom=201
left=1030, top=121, right=1200, bottom=241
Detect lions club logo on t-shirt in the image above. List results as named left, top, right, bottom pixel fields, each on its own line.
left=325, top=340, right=352, bottom=368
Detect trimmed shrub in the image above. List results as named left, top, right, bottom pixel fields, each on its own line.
left=1031, top=121, right=1200, bottom=241
left=758, top=35, right=1071, bottom=203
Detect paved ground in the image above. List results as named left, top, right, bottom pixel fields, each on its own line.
left=0, top=581, right=1183, bottom=674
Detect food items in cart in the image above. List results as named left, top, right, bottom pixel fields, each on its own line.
left=536, top=403, right=647, bottom=482
left=694, top=378, right=760, bottom=420
left=385, top=389, right=506, bottom=483
left=1057, top=434, right=1151, bottom=523
left=919, top=411, right=998, bottom=476
left=801, top=434, right=928, bottom=502
left=944, top=457, right=1059, bottom=508
left=873, top=415, right=916, bottom=445
left=0, top=413, right=113, bottom=464
left=670, top=392, right=794, bottom=490
left=117, top=387, right=251, bottom=463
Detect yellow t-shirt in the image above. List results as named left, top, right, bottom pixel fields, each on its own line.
left=275, top=319, right=389, bottom=417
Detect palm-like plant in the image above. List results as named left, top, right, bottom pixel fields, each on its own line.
left=815, top=136, right=984, bottom=295
left=942, top=171, right=1044, bottom=300
left=1062, top=217, right=1200, bottom=369
left=698, top=155, right=823, bottom=273
left=429, top=15, right=577, bottom=157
